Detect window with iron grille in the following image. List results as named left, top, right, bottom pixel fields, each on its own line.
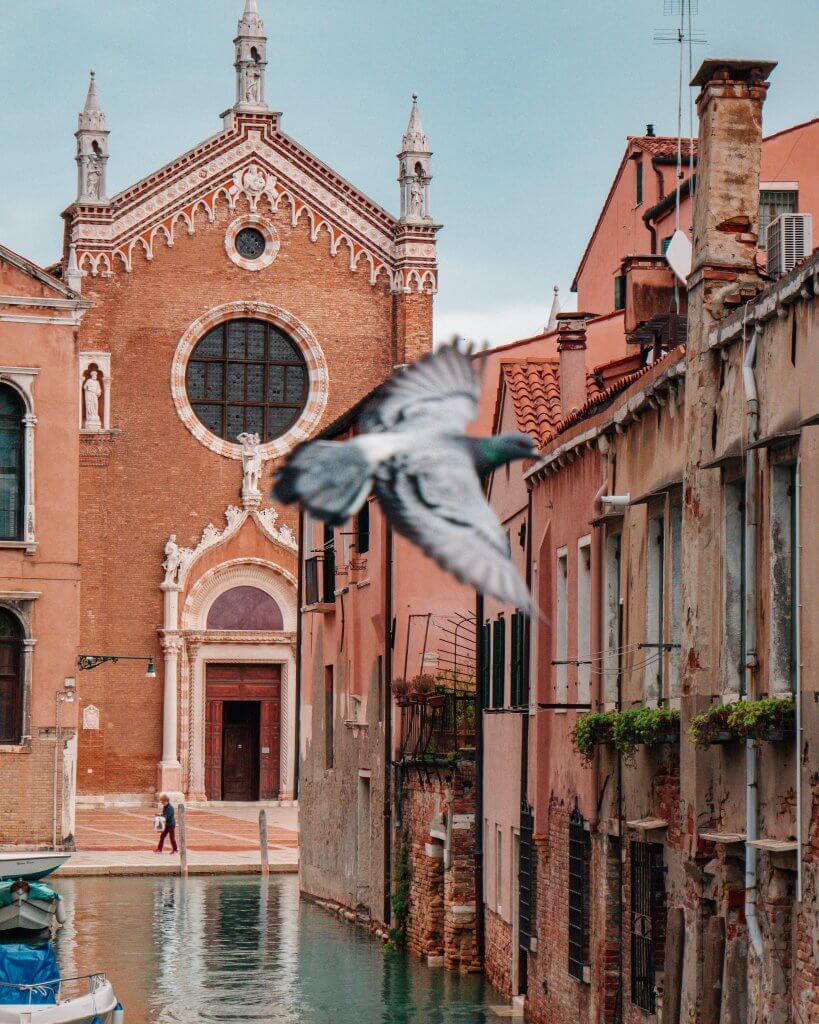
left=630, top=841, right=666, bottom=1013
left=510, top=611, right=526, bottom=707
left=758, top=188, right=798, bottom=246
left=518, top=799, right=536, bottom=950
left=568, top=806, right=591, bottom=981
left=480, top=622, right=492, bottom=710
left=492, top=617, right=506, bottom=708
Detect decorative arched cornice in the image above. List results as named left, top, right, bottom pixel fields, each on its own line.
left=170, top=301, right=328, bottom=460
left=182, top=558, right=297, bottom=631
left=163, top=504, right=298, bottom=593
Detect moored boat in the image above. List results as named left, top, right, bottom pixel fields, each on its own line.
left=0, top=944, right=122, bottom=1023
left=0, top=882, right=65, bottom=936
left=0, top=856, right=71, bottom=884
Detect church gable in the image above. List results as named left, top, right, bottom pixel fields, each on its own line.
left=63, top=3, right=438, bottom=295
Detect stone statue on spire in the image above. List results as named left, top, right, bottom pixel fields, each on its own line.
left=233, top=0, right=268, bottom=113
left=398, top=94, right=433, bottom=224
left=75, top=70, right=110, bottom=204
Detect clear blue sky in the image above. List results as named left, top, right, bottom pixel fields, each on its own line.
left=2, top=1, right=817, bottom=344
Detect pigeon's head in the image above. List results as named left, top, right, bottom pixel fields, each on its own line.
left=478, top=432, right=538, bottom=470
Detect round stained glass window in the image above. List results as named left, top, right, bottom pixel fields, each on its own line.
left=185, top=319, right=308, bottom=442
left=234, top=227, right=267, bottom=261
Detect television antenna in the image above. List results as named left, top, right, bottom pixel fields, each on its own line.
left=654, top=0, right=705, bottom=292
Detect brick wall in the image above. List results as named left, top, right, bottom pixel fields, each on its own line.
left=484, top=906, right=513, bottom=997
left=0, top=734, right=64, bottom=847
left=402, top=757, right=480, bottom=972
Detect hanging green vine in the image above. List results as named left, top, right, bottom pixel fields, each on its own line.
left=387, top=829, right=410, bottom=952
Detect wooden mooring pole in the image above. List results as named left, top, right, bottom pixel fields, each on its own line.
left=178, top=803, right=188, bottom=878
left=259, top=809, right=269, bottom=877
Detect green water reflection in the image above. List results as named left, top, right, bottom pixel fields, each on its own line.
left=54, top=875, right=500, bottom=1023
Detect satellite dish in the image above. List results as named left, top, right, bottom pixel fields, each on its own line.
left=665, top=229, right=692, bottom=283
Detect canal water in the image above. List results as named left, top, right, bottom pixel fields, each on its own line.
left=54, top=874, right=501, bottom=1022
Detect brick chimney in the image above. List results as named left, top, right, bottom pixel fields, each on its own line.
left=556, top=313, right=589, bottom=417
left=689, top=59, right=775, bottom=303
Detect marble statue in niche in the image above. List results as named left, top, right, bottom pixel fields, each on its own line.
left=238, top=432, right=263, bottom=506
left=85, top=156, right=102, bottom=200
left=245, top=63, right=262, bottom=104
left=82, top=370, right=102, bottom=429
left=409, top=174, right=426, bottom=218
left=163, top=535, right=183, bottom=586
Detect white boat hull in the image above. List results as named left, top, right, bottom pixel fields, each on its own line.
left=0, top=980, right=117, bottom=1023
left=0, top=857, right=71, bottom=884
left=0, top=898, right=57, bottom=934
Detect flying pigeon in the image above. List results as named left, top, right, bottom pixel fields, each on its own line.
left=273, top=344, right=538, bottom=612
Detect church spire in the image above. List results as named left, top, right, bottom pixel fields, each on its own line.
left=75, top=70, right=109, bottom=204
left=233, top=0, right=268, bottom=113
left=546, top=285, right=561, bottom=332
left=398, top=94, right=433, bottom=224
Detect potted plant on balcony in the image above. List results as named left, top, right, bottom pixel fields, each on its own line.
left=690, top=703, right=738, bottom=748
left=392, top=677, right=411, bottom=707
left=613, top=706, right=680, bottom=764
left=728, top=695, right=795, bottom=743
left=572, top=711, right=616, bottom=766
left=409, top=673, right=438, bottom=704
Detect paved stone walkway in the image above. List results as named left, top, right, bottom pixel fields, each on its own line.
left=58, top=804, right=299, bottom=876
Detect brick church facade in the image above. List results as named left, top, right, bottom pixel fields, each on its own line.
left=57, top=0, right=437, bottom=807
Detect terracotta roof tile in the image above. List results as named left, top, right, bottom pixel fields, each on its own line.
left=500, top=359, right=562, bottom=448
left=630, top=136, right=698, bottom=159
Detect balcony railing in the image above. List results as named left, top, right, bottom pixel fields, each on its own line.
left=398, top=689, right=476, bottom=762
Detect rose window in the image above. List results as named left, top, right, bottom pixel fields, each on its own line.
left=185, top=319, right=308, bottom=442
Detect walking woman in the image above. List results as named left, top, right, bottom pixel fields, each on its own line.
left=155, top=794, right=178, bottom=853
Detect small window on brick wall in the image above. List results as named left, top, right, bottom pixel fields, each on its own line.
left=568, top=806, right=591, bottom=981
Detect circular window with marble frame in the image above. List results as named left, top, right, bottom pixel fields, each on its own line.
left=171, top=302, right=329, bottom=461
left=225, top=214, right=280, bottom=271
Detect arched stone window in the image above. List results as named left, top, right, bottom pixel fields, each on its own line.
left=186, top=319, right=307, bottom=443
left=0, top=608, right=23, bottom=743
left=0, top=386, right=25, bottom=541
left=206, top=586, right=284, bottom=631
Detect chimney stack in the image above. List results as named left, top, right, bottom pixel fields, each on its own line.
left=646, top=123, right=655, bottom=137
left=556, top=313, right=589, bottom=417
left=689, top=59, right=776, bottom=289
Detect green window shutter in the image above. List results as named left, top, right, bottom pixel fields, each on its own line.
left=492, top=618, right=506, bottom=708
left=480, top=622, right=492, bottom=709
left=510, top=613, right=523, bottom=707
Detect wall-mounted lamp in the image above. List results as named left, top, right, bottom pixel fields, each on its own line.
left=600, top=494, right=631, bottom=508
left=78, top=654, right=157, bottom=679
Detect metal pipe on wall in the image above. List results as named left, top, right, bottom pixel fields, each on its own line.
left=742, top=322, right=764, bottom=960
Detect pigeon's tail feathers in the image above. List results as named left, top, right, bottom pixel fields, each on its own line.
left=273, top=440, right=373, bottom=525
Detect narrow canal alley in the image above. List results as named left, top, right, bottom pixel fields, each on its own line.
left=54, top=876, right=502, bottom=1023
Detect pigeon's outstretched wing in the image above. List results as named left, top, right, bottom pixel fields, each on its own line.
left=374, top=441, right=533, bottom=612
left=359, top=344, right=479, bottom=436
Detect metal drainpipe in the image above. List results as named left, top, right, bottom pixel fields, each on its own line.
left=383, top=522, right=394, bottom=926
left=742, top=319, right=764, bottom=960
left=475, top=590, right=485, bottom=962
left=795, top=457, right=803, bottom=903
left=293, top=507, right=304, bottom=800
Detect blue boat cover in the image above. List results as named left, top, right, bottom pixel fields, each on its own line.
left=0, top=942, right=59, bottom=1004
left=0, top=881, right=60, bottom=908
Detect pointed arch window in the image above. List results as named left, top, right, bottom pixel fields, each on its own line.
left=0, top=386, right=25, bottom=541
left=0, top=609, right=23, bottom=743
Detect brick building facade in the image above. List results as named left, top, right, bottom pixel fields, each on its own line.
left=55, top=0, right=437, bottom=810
left=0, top=245, right=90, bottom=846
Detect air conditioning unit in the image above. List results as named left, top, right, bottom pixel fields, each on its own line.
left=766, top=213, right=812, bottom=278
